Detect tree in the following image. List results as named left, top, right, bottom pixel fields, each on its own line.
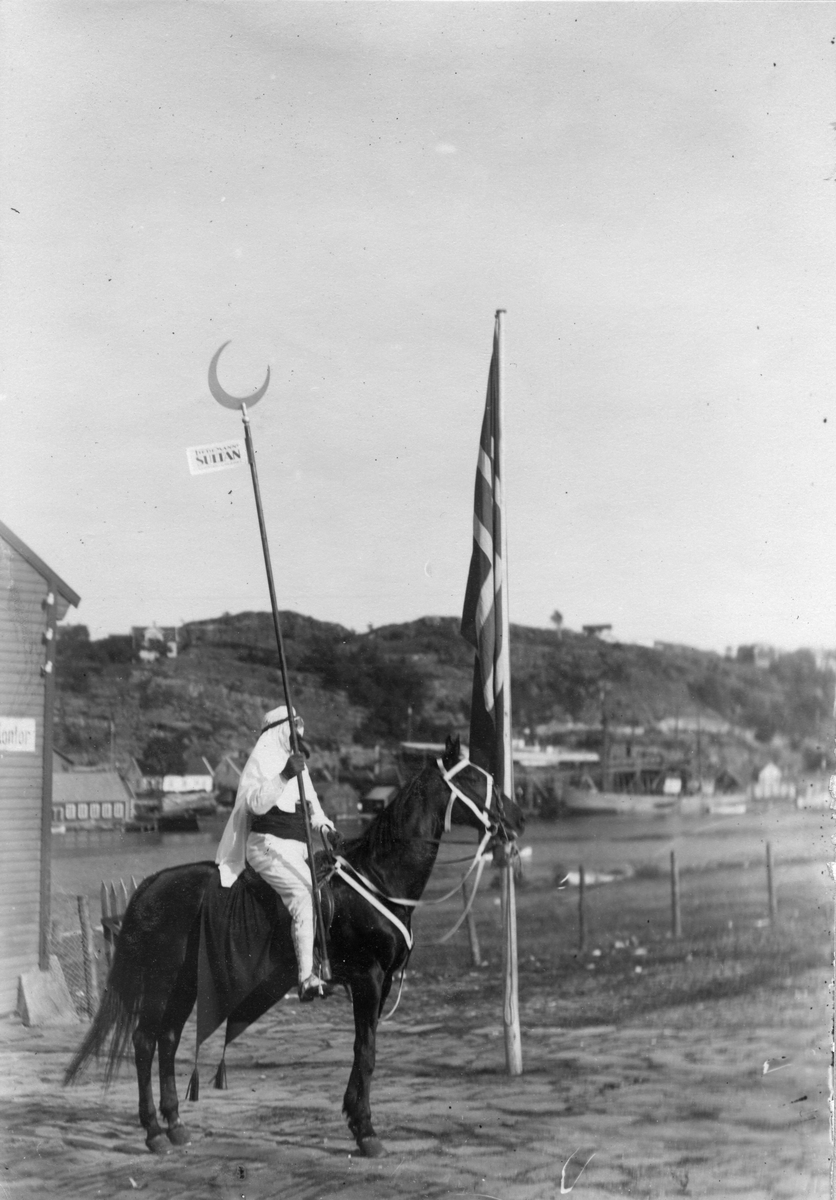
left=139, top=734, right=186, bottom=777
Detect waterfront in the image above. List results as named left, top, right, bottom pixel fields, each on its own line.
left=51, top=802, right=829, bottom=902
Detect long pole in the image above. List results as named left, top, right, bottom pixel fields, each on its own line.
left=496, top=308, right=523, bottom=1076
left=461, top=880, right=482, bottom=967
left=670, top=850, right=682, bottom=938
left=766, top=842, right=777, bottom=926
left=240, top=403, right=332, bottom=982
left=39, top=585, right=57, bottom=969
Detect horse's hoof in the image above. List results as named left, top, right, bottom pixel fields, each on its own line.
left=146, top=1133, right=171, bottom=1155
left=167, top=1122, right=192, bottom=1147
left=358, top=1137, right=387, bottom=1158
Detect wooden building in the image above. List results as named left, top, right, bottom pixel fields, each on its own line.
left=0, top=521, right=79, bottom=1015
left=51, top=766, right=134, bottom=830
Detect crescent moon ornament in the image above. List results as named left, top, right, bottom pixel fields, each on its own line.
left=208, top=341, right=270, bottom=409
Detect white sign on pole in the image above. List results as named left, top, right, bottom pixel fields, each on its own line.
left=186, top=439, right=246, bottom=475
left=0, top=718, right=36, bottom=752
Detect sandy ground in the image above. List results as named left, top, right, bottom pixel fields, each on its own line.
left=0, top=960, right=829, bottom=1200
left=8, top=807, right=832, bottom=1198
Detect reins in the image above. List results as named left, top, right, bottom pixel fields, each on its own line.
left=324, top=755, right=504, bottom=955
left=323, top=754, right=508, bottom=1024
left=328, top=856, right=415, bottom=949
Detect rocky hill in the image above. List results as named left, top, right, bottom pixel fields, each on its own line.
left=54, top=612, right=834, bottom=782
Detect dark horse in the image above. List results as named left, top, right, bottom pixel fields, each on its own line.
left=64, top=736, right=524, bottom=1157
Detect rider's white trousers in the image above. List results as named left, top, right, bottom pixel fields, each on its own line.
left=246, top=833, right=314, bottom=982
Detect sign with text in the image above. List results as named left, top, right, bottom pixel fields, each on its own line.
left=0, top=718, right=36, bottom=753
left=186, top=439, right=246, bottom=475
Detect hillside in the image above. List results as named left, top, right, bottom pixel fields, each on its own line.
left=54, top=612, right=833, bottom=784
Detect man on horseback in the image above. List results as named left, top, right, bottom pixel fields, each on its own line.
left=215, top=705, right=336, bottom=1001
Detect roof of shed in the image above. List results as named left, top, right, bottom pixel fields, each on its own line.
left=53, top=768, right=132, bottom=805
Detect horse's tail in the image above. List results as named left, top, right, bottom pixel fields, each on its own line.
left=63, top=862, right=212, bottom=1088
left=62, top=955, right=139, bottom=1089
left=63, top=937, right=141, bottom=1086
left=64, top=872, right=154, bottom=1086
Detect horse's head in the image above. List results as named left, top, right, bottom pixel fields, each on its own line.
left=438, top=735, right=525, bottom=844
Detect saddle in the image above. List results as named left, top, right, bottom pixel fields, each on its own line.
left=195, top=851, right=339, bottom=1053
left=240, top=852, right=336, bottom=935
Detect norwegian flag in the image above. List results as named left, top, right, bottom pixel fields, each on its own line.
left=460, top=314, right=510, bottom=792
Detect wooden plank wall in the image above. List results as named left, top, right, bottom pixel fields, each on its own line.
left=0, top=539, right=47, bottom=1014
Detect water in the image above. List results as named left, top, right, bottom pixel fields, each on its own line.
left=51, top=804, right=826, bottom=914
left=51, top=824, right=224, bottom=907
left=50, top=814, right=369, bottom=909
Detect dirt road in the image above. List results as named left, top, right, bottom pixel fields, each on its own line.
left=5, top=808, right=831, bottom=1198
left=1, top=960, right=829, bottom=1200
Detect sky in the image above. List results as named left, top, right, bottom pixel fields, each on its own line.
left=1, top=2, right=834, bottom=653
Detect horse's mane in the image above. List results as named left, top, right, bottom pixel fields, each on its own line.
left=342, top=762, right=438, bottom=870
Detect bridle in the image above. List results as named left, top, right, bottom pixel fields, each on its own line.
left=436, top=754, right=512, bottom=843
left=324, top=753, right=518, bottom=1019
left=326, top=753, right=513, bottom=949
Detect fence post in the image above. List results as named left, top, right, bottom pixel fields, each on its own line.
left=578, top=864, right=586, bottom=951
left=77, top=895, right=99, bottom=1017
left=671, top=850, right=682, bottom=938
left=766, top=842, right=777, bottom=925
left=100, top=881, right=111, bottom=967
left=461, top=881, right=482, bottom=966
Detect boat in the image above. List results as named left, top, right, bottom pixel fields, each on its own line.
left=563, top=767, right=683, bottom=816
left=704, top=794, right=748, bottom=816
left=154, top=790, right=218, bottom=832
left=563, top=785, right=680, bottom=816
left=125, top=816, right=158, bottom=833
left=157, top=811, right=200, bottom=833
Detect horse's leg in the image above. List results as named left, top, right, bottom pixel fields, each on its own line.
left=343, top=965, right=387, bottom=1157
left=158, top=974, right=197, bottom=1147
left=133, top=1020, right=169, bottom=1155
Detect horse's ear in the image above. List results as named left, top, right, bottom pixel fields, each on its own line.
left=442, top=734, right=460, bottom=768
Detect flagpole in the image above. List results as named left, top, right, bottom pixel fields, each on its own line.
left=495, top=308, right=523, bottom=1076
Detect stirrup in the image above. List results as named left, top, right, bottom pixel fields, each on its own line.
left=298, top=974, right=325, bottom=1003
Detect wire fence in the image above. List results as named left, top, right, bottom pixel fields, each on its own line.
left=50, top=892, right=100, bottom=1017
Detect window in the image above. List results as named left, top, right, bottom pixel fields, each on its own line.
left=102, top=803, right=113, bottom=819
left=65, top=804, right=77, bottom=820
left=52, top=807, right=64, bottom=822
left=77, top=803, right=88, bottom=819
left=90, top=803, right=101, bottom=819
left=114, top=802, right=124, bottom=818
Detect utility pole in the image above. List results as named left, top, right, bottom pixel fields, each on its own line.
left=600, top=685, right=611, bottom=792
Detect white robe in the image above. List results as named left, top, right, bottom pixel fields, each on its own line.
left=215, top=724, right=332, bottom=888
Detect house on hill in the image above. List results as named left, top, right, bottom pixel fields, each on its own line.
left=0, top=519, right=80, bottom=1016
left=132, top=623, right=178, bottom=662
left=582, top=624, right=614, bottom=641
left=161, top=751, right=214, bottom=795
left=130, top=751, right=214, bottom=797
left=656, top=712, right=730, bottom=736
left=753, top=762, right=795, bottom=801
left=125, top=750, right=214, bottom=802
